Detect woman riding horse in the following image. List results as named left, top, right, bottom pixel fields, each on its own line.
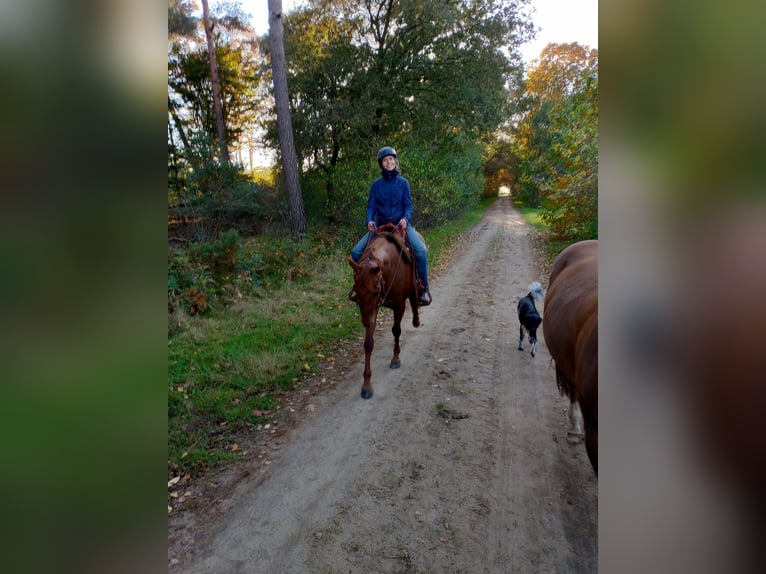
left=349, top=147, right=431, bottom=306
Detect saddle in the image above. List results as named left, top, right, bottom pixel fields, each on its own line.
left=376, top=222, right=408, bottom=253
left=375, top=222, right=429, bottom=302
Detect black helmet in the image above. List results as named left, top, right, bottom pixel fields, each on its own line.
left=376, top=146, right=397, bottom=164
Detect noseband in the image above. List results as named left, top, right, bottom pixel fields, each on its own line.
left=355, top=256, right=386, bottom=309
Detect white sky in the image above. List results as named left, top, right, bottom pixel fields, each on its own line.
left=241, top=0, right=598, bottom=64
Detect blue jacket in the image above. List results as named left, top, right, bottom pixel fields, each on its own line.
left=365, top=168, right=413, bottom=226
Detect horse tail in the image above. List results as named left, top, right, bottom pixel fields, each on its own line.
left=555, top=365, right=576, bottom=401
left=379, top=232, right=412, bottom=264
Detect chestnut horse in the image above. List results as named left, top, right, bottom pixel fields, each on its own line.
left=346, top=226, right=422, bottom=399
left=543, top=240, right=598, bottom=473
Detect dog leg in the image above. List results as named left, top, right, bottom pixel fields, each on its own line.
left=518, top=325, right=524, bottom=350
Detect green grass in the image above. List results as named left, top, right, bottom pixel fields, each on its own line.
left=511, top=198, right=547, bottom=230
left=512, top=200, right=572, bottom=267
left=168, top=233, right=361, bottom=476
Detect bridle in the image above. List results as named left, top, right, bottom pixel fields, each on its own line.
left=356, top=228, right=405, bottom=309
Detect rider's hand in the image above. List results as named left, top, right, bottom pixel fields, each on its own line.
left=367, top=221, right=376, bottom=231
left=398, top=218, right=408, bottom=229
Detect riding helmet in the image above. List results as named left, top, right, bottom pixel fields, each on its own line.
left=377, top=146, right=397, bottom=165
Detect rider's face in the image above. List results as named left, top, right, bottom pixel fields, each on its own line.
left=380, top=155, right=397, bottom=171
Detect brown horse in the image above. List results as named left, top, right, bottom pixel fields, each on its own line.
left=543, top=240, right=598, bottom=473
left=346, top=227, right=421, bottom=399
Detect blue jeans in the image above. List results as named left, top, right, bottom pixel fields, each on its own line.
left=351, top=225, right=429, bottom=290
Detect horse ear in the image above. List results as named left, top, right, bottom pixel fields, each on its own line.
left=346, top=256, right=359, bottom=271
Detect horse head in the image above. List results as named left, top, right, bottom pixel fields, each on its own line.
left=346, top=255, right=384, bottom=327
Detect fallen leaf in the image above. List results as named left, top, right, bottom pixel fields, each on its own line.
left=168, top=476, right=181, bottom=488
left=230, top=443, right=239, bottom=452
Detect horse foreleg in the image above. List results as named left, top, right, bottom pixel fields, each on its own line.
left=361, top=326, right=375, bottom=399
left=390, top=306, right=404, bottom=369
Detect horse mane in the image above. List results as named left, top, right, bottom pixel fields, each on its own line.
left=376, top=232, right=412, bottom=264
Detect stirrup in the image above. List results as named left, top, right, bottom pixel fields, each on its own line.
left=417, top=290, right=432, bottom=306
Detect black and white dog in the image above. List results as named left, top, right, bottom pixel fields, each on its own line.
left=517, top=281, right=545, bottom=357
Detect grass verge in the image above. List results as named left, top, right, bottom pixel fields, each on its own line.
left=168, top=233, right=360, bottom=476
left=513, top=201, right=571, bottom=268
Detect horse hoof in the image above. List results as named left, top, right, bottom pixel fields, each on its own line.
left=361, top=388, right=373, bottom=399
left=390, top=360, right=401, bottom=369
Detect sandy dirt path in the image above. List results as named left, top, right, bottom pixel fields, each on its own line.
left=169, top=197, right=597, bottom=573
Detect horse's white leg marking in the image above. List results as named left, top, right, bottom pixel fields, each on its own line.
left=567, top=401, right=584, bottom=436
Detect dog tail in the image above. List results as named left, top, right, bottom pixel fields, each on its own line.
left=528, top=281, right=545, bottom=302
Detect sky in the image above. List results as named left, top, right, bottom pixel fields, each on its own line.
left=242, top=0, right=598, bottom=65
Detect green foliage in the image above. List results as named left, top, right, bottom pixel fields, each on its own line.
left=401, top=138, right=485, bottom=227
left=168, top=229, right=361, bottom=476
left=189, top=229, right=241, bottom=276
left=168, top=3, right=266, bottom=226
left=168, top=8, right=262, bottom=154
left=168, top=228, right=334, bottom=326
left=169, top=229, right=244, bottom=319
left=169, top=132, right=263, bottom=237
left=539, top=73, right=598, bottom=240
left=513, top=43, right=598, bottom=240
left=265, top=0, right=533, bottom=225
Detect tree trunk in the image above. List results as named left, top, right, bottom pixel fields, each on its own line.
left=268, top=0, right=307, bottom=237
left=201, top=0, right=229, bottom=164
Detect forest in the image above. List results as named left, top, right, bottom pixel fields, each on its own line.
left=169, top=0, right=596, bottom=237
